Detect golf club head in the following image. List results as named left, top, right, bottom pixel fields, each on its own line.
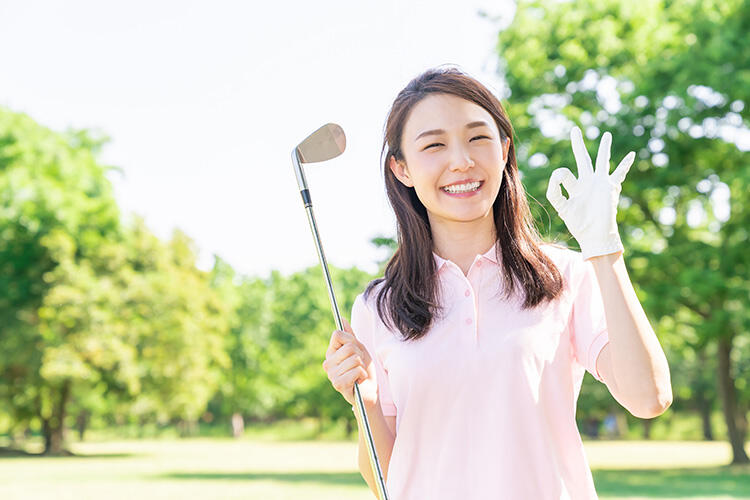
left=295, top=123, right=346, bottom=163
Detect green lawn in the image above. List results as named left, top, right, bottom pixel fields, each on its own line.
left=1, top=430, right=748, bottom=499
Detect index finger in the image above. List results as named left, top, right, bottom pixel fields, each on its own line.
left=571, top=126, right=594, bottom=179
left=326, top=328, right=352, bottom=357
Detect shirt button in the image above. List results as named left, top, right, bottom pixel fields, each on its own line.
left=465, top=318, right=472, bottom=325
left=465, top=289, right=470, bottom=297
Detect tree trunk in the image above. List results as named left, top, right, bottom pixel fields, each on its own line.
left=76, top=410, right=89, bottom=441
left=716, top=334, right=749, bottom=464
left=737, top=401, right=748, bottom=442
left=642, top=417, right=652, bottom=439
left=42, top=417, right=51, bottom=453
left=698, top=405, right=714, bottom=441
left=696, top=346, right=714, bottom=440
left=43, top=380, right=71, bottom=455
left=177, top=419, right=198, bottom=437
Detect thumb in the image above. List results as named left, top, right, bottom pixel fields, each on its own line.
left=547, top=167, right=576, bottom=213
left=341, top=316, right=354, bottom=334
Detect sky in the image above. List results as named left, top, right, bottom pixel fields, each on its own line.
left=2, top=1, right=741, bottom=281
left=0, top=0, right=514, bottom=279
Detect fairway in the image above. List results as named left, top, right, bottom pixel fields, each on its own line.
left=1, top=439, right=748, bottom=499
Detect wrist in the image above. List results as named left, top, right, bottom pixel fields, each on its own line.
left=351, top=397, right=380, bottom=416
left=580, top=234, right=623, bottom=261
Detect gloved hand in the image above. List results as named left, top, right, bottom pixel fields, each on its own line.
left=546, top=126, right=636, bottom=261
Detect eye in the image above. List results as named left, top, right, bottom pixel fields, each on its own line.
left=423, top=136, right=490, bottom=151
left=422, top=135, right=489, bottom=151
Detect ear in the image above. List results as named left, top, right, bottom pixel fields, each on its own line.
left=502, top=136, right=510, bottom=166
left=389, top=155, right=414, bottom=187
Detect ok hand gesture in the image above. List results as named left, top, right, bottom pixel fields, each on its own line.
left=546, top=126, right=636, bottom=260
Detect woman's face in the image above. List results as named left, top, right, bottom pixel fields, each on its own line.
left=390, top=93, right=510, bottom=229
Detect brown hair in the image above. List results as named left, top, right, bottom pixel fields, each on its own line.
left=364, top=66, right=564, bottom=341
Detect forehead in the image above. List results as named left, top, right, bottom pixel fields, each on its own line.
left=403, top=93, right=497, bottom=140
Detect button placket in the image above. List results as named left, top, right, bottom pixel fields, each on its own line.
left=472, top=258, right=485, bottom=346
left=458, top=273, right=475, bottom=332
left=466, top=274, right=476, bottom=331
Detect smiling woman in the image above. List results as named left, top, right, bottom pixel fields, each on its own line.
left=321, top=65, right=670, bottom=500
left=377, top=69, right=563, bottom=331
left=391, top=95, right=510, bottom=232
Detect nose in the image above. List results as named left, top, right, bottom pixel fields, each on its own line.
left=449, top=143, right=475, bottom=171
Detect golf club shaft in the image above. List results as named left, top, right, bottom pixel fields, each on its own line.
left=300, top=199, right=390, bottom=500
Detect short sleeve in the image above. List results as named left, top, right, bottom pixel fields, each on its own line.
left=350, top=293, right=397, bottom=416
left=568, top=253, right=610, bottom=383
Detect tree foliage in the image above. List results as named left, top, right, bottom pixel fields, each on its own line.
left=496, top=0, right=749, bottom=462
left=0, top=108, right=229, bottom=452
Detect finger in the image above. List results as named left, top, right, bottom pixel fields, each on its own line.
left=324, top=341, right=355, bottom=369
left=348, top=366, right=368, bottom=385
left=332, top=342, right=358, bottom=365
left=337, top=366, right=367, bottom=391
left=326, top=334, right=341, bottom=357
left=611, top=151, right=635, bottom=185
left=332, top=369, right=360, bottom=393
left=570, top=126, right=593, bottom=179
left=595, top=131, right=612, bottom=178
left=341, top=317, right=353, bottom=334
left=326, top=329, right=350, bottom=356
left=546, top=167, right=577, bottom=213
left=334, top=354, right=362, bottom=379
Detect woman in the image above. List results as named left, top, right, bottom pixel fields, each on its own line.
left=322, top=66, right=672, bottom=499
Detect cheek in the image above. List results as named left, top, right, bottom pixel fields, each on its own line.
left=478, top=144, right=504, bottom=165
left=411, top=160, right=442, bottom=185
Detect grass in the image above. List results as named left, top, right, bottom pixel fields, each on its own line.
left=0, top=419, right=748, bottom=499
left=585, top=440, right=750, bottom=498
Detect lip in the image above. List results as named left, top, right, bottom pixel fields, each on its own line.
left=440, top=179, right=483, bottom=188
left=441, top=180, right=484, bottom=198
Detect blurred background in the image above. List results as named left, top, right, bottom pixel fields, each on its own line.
left=0, top=0, right=748, bottom=498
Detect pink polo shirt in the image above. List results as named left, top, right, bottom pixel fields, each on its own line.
left=350, top=242, right=609, bottom=499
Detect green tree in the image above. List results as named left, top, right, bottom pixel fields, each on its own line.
left=265, top=265, right=374, bottom=434
left=0, top=108, right=230, bottom=452
left=207, top=257, right=273, bottom=433
left=0, top=108, right=121, bottom=454
left=495, top=0, right=749, bottom=463
left=213, top=263, right=377, bottom=437
left=120, top=221, right=230, bottom=433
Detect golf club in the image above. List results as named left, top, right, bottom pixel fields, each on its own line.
left=291, top=123, right=390, bottom=500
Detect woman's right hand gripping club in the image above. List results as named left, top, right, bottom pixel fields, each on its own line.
left=323, top=317, right=378, bottom=407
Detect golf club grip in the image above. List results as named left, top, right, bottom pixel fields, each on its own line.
left=302, top=204, right=390, bottom=499
left=300, top=188, right=312, bottom=208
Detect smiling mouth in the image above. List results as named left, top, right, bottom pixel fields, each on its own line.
left=441, top=180, right=483, bottom=193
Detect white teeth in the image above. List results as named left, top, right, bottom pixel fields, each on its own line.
left=442, top=181, right=481, bottom=193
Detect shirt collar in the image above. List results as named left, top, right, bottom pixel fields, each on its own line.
left=432, top=240, right=500, bottom=271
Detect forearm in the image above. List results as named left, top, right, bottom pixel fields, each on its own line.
left=590, top=251, right=673, bottom=416
left=355, top=399, right=394, bottom=496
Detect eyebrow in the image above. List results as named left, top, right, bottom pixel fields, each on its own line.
left=414, top=120, right=492, bottom=142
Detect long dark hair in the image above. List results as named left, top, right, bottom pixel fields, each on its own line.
left=364, top=66, right=564, bottom=342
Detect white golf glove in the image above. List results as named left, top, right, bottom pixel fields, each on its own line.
left=546, top=126, right=636, bottom=261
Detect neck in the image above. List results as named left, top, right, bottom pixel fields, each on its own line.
left=430, top=215, right=497, bottom=274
